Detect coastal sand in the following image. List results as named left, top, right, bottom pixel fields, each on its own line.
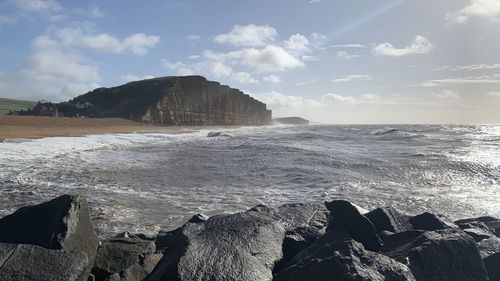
left=0, top=116, right=205, bottom=141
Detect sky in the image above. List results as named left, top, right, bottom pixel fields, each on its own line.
left=1, top=0, right=500, bottom=124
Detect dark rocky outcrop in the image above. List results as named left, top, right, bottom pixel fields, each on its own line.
left=148, top=210, right=285, bottom=281
left=1, top=195, right=500, bottom=281
left=409, top=212, right=457, bottom=231
left=0, top=195, right=99, bottom=278
left=484, top=252, right=500, bottom=281
left=325, top=200, right=382, bottom=251
left=387, top=229, right=490, bottom=281
left=54, top=76, right=272, bottom=126
left=478, top=236, right=500, bottom=258
left=275, top=239, right=416, bottom=281
left=92, top=237, right=161, bottom=281
left=365, top=207, right=413, bottom=234
left=273, top=117, right=309, bottom=125
left=0, top=242, right=89, bottom=281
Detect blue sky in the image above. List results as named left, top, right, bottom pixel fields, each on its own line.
left=1, top=0, right=500, bottom=123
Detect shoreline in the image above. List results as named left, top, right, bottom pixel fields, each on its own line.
left=0, top=115, right=234, bottom=142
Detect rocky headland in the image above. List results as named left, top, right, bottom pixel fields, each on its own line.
left=21, top=76, right=272, bottom=126
left=1, top=195, right=499, bottom=281
left=273, top=117, right=310, bottom=125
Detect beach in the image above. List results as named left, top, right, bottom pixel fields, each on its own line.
left=0, top=116, right=203, bottom=142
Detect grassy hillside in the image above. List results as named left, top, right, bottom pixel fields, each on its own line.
left=0, top=98, right=37, bottom=115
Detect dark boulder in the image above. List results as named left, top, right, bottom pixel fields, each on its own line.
left=92, top=237, right=161, bottom=281
left=0, top=195, right=99, bottom=278
left=0, top=242, right=89, bottom=281
left=457, top=220, right=496, bottom=242
left=275, top=239, right=415, bottom=281
left=388, top=229, right=489, bottom=281
left=325, top=200, right=382, bottom=251
left=477, top=236, right=500, bottom=258
left=381, top=230, right=425, bottom=253
left=147, top=209, right=285, bottom=281
left=365, top=207, right=413, bottom=234
left=456, top=216, right=500, bottom=238
left=409, top=212, right=457, bottom=231
left=155, top=213, right=208, bottom=253
left=484, top=252, right=500, bottom=281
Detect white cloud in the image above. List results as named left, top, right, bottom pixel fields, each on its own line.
left=336, top=51, right=362, bottom=59
left=186, top=34, right=201, bottom=40
left=422, top=74, right=500, bottom=86
left=321, top=93, right=357, bottom=104
left=231, top=72, right=259, bottom=84
left=227, top=45, right=305, bottom=72
left=374, top=36, right=433, bottom=57
left=252, top=91, right=323, bottom=109
left=89, top=6, right=103, bottom=18
left=284, top=34, right=310, bottom=52
left=263, top=74, right=281, bottom=83
left=431, top=89, right=459, bottom=99
left=487, top=91, right=500, bottom=97
left=9, top=0, right=62, bottom=12
left=0, top=34, right=101, bottom=101
left=214, top=24, right=277, bottom=47
left=210, top=62, right=233, bottom=78
left=331, top=44, right=367, bottom=48
left=121, top=74, right=155, bottom=83
left=362, top=94, right=380, bottom=101
left=56, top=28, right=160, bottom=55
left=0, top=15, right=17, bottom=26
left=309, top=0, right=321, bottom=3
left=446, top=0, right=500, bottom=25
left=454, top=64, right=500, bottom=71
left=332, top=74, right=372, bottom=83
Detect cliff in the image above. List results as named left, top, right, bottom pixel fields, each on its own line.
left=58, top=76, right=272, bottom=126
left=273, top=117, right=309, bottom=125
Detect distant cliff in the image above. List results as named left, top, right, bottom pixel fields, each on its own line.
left=273, top=117, right=309, bottom=125
left=49, top=76, right=272, bottom=126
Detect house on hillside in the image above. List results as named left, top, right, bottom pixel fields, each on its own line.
left=75, top=101, right=94, bottom=109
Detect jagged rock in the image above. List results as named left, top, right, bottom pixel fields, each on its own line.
left=275, top=239, right=415, bottom=281
left=387, top=229, right=489, bottom=281
left=267, top=203, right=329, bottom=270
left=147, top=209, right=285, bottom=281
left=409, top=212, right=457, bottom=231
left=484, top=252, right=500, bottom=281
left=457, top=220, right=496, bottom=242
left=477, top=236, right=500, bottom=258
left=325, top=200, right=382, bottom=251
left=92, top=237, right=160, bottom=281
left=456, top=216, right=500, bottom=238
left=366, top=207, right=413, bottom=234
left=0, top=195, right=98, bottom=278
left=154, top=214, right=208, bottom=253
left=0, top=242, right=89, bottom=281
left=381, top=230, right=425, bottom=252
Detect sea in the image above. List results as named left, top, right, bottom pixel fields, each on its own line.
left=1, top=124, right=499, bottom=237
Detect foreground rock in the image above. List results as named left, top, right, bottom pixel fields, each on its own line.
left=147, top=210, right=285, bottom=281
left=0, top=242, right=89, bottom=281
left=386, top=229, right=490, bottom=281
left=92, top=236, right=161, bottom=281
left=275, top=239, right=415, bottom=281
left=325, top=200, right=382, bottom=251
left=484, top=252, right=500, bottom=281
left=0, top=195, right=99, bottom=278
left=365, top=207, right=413, bottom=234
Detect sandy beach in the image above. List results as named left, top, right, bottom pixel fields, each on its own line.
left=0, top=116, right=200, bottom=142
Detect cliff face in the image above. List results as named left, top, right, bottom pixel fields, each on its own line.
left=66, top=76, right=272, bottom=126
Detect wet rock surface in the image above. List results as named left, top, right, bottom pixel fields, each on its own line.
left=1, top=195, right=500, bottom=281
left=0, top=242, right=89, bottom=281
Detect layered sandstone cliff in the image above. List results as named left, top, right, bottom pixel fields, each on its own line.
left=61, top=76, right=271, bottom=126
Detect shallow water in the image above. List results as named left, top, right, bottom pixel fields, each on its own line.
left=1, top=124, right=499, bottom=237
